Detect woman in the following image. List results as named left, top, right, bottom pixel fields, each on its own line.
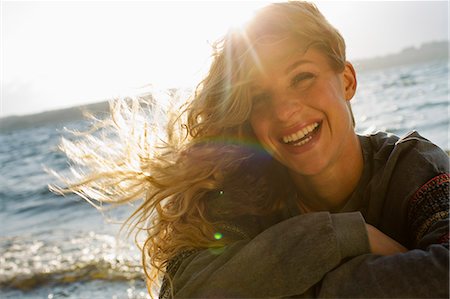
left=54, top=1, right=449, bottom=298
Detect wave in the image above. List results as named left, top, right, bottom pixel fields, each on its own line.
left=0, top=231, right=143, bottom=290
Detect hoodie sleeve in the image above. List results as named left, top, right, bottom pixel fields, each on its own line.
left=159, top=211, right=369, bottom=298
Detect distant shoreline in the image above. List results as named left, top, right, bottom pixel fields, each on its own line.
left=0, top=101, right=110, bottom=133
left=353, top=40, right=448, bottom=72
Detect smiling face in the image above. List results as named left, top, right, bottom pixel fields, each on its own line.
left=249, top=39, right=358, bottom=177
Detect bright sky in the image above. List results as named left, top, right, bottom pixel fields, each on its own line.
left=1, top=1, right=448, bottom=117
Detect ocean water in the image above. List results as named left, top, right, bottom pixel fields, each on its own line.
left=1, top=59, right=449, bottom=298
left=353, top=60, right=449, bottom=150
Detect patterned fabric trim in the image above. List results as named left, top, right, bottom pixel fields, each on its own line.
left=408, top=173, right=450, bottom=245
left=415, top=211, right=449, bottom=244
left=159, top=249, right=198, bottom=299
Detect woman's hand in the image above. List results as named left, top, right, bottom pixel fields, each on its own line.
left=365, top=224, right=407, bottom=256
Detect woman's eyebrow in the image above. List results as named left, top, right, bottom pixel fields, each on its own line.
left=284, top=59, right=313, bottom=75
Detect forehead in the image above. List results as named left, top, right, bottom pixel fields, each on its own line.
left=255, top=38, right=307, bottom=67
left=245, top=38, right=330, bottom=82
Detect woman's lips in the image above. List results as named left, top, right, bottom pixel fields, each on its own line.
left=280, top=121, right=323, bottom=154
left=281, top=121, right=320, bottom=145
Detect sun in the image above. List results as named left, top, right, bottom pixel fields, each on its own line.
left=208, top=2, right=272, bottom=36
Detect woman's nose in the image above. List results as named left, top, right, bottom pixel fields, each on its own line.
left=272, top=93, right=302, bottom=122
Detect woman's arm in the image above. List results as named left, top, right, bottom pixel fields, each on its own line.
left=366, top=223, right=407, bottom=255
left=163, top=211, right=370, bottom=298
left=316, top=173, right=449, bottom=298
left=162, top=203, right=447, bottom=298
left=317, top=244, right=448, bottom=298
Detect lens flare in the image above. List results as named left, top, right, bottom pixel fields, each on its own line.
left=214, top=232, right=223, bottom=240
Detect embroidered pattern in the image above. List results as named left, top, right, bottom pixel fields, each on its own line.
left=408, top=173, right=450, bottom=245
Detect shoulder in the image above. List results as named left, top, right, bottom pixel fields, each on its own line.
left=395, top=131, right=449, bottom=167
left=359, top=130, right=449, bottom=173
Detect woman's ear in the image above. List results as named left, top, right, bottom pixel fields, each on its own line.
left=343, top=62, right=357, bottom=101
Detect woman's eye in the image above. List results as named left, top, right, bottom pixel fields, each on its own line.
left=290, top=72, right=315, bottom=87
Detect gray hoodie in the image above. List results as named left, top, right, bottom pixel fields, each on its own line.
left=160, top=131, right=449, bottom=298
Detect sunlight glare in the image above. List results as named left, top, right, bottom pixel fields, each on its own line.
left=209, top=2, right=271, bottom=36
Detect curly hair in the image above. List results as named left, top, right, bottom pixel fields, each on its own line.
left=50, top=1, right=352, bottom=296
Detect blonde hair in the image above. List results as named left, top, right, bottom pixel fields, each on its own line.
left=51, top=1, right=352, bottom=296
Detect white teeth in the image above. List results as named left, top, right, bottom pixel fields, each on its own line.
left=293, top=136, right=312, bottom=146
left=282, top=122, right=319, bottom=144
